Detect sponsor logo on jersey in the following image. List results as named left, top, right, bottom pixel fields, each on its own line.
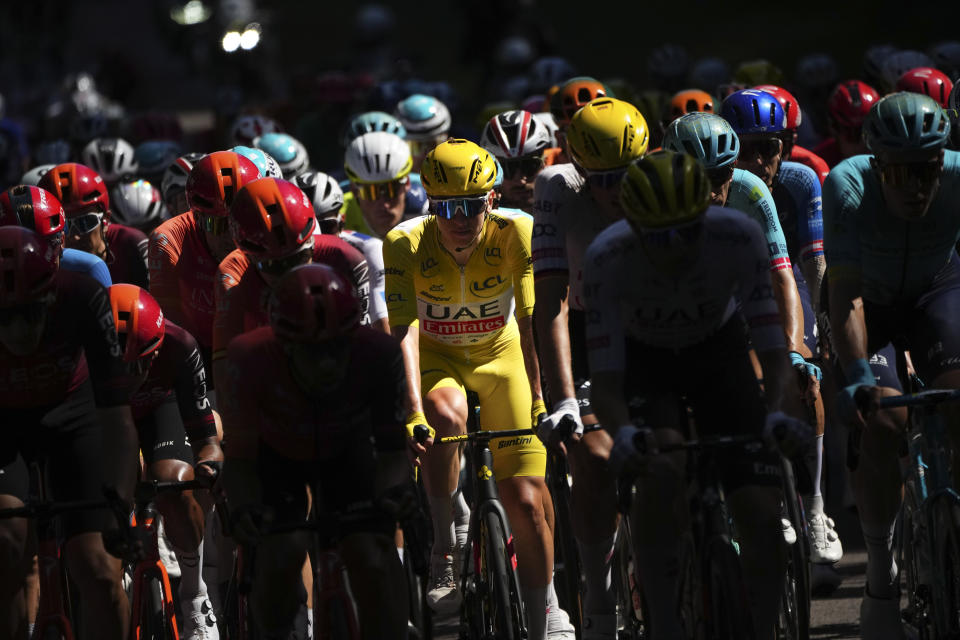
left=419, top=290, right=452, bottom=302
left=469, top=274, right=506, bottom=297
left=387, top=293, right=407, bottom=303
left=487, top=213, right=508, bottom=229
left=532, top=223, right=556, bottom=237
left=420, top=257, right=439, bottom=278
left=497, top=435, right=534, bottom=449
left=483, top=247, right=502, bottom=265
left=384, top=267, right=405, bottom=276
left=429, top=284, right=444, bottom=292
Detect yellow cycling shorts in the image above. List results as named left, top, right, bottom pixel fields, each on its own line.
left=420, top=336, right=546, bottom=480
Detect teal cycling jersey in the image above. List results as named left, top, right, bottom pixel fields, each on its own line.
left=726, top=168, right=792, bottom=273
left=822, top=151, right=960, bottom=305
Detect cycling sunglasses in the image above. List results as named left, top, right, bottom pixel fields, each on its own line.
left=256, top=245, right=313, bottom=277
left=0, top=301, right=49, bottom=326
left=354, top=179, right=406, bottom=202
left=317, top=215, right=343, bottom=235
left=739, top=137, right=783, bottom=160
left=878, top=159, right=941, bottom=188
left=501, top=155, right=545, bottom=180
left=581, top=166, right=628, bottom=190
left=65, top=211, right=103, bottom=236
left=428, top=195, right=489, bottom=219
left=706, top=165, right=735, bottom=189
left=197, top=214, right=230, bottom=235
left=637, top=218, right=704, bottom=248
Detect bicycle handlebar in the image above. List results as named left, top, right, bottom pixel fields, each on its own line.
left=878, top=388, right=960, bottom=409
left=414, top=425, right=534, bottom=445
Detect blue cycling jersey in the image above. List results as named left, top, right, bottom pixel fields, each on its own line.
left=772, top=161, right=824, bottom=263
left=822, top=150, right=960, bottom=305
left=725, top=168, right=792, bottom=273
left=61, top=248, right=113, bottom=288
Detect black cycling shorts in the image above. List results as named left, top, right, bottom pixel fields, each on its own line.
left=0, top=380, right=116, bottom=538
left=624, top=313, right=782, bottom=492
left=136, top=401, right=194, bottom=466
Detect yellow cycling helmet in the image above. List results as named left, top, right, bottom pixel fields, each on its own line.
left=566, top=97, right=649, bottom=171
left=620, top=150, right=710, bottom=229
left=420, top=139, right=499, bottom=197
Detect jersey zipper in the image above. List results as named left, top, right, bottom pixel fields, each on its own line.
left=459, top=265, right=469, bottom=363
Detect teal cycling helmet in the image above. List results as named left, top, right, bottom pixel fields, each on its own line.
left=662, top=113, right=741, bottom=169
left=231, top=145, right=283, bottom=178
left=394, top=94, right=451, bottom=140
left=254, top=132, right=310, bottom=179
left=863, top=92, right=951, bottom=153
left=342, top=111, right=406, bottom=146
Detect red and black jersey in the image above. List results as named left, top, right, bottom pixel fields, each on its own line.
left=104, top=223, right=149, bottom=289
left=0, top=271, right=129, bottom=409
left=130, top=319, right=216, bottom=443
left=223, top=326, right=405, bottom=461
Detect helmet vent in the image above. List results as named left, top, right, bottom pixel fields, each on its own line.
left=638, top=162, right=666, bottom=211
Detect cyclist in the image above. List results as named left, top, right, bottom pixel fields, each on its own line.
left=394, top=94, right=452, bottom=172
left=0, top=184, right=113, bottom=288
left=80, top=137, right=138, bottom=187
left=40, top=162, right=150, bottom=288
left=110, top=178, right=168, bottom=234
left=532, top=96, right=648, bottom=638
left=222, top=263, right=409, bottom=640
left=253, top=132, right=311, bottom=180
left=148, top=151, right=261, bottom=382
left=295, top=170, right=390, bottom=332
left=548, top=77, right=613, bottom=165
left=719, top=90, right=842, bottom=564
left=665, top=88, right=715, bottom=123
left=384, top=139, right=572, bottom=639
left=342, top=131, right=425, bottom=238
left=231, top=145, right=284, bottom=180
left=0, top=226, right=138, bottom=639
left=108, top=283, right=223, bottom=640
left=895, top=67, right=954, bottom=108
left=753, top=84, right=831, bottom=185
left=823, top=92, right=960, bottom=636
left=585, top=150, right=806, bottom=639
left=480, top=109, right=554, bottom=213
left=814, top=80, right=880, bottom=168
left=161, top=152, right=206, bottom=217
left=341, top=111, right=407, bottom=147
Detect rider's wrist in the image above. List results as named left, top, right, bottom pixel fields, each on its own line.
left=843, top=357, right=874, bottom=388
left=553, top=397, right=579, bottom=412
left=404, top=411, right=430, bottom=438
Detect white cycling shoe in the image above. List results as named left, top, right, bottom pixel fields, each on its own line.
left=180, top=595, right=219, bottom=640
left=782, top=518, right=798, bottom=546
left=859, top=589, right=905, bottom=640
left=427, top=549, right=461, bottom=615
left=807, top=512, right=843, bottom=564
left=546, top=605, right=576, bottom=639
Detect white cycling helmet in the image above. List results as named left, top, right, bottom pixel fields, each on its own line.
left=81, top=137, right=138, bottom=185
left=344, top=132, right=413, bottom=184
left=160, top=151, right=206, bottom=210
left=253, top=132, right=310, bottom=179
left=294, top=170, right=344, bottom=216
left=110, top=179, right=167, bottom=232
left=230, top=114, right=282, bottom=146
left=481, top=110, right=553, bottom=159
left=21, top=164, right=56, bottom=186
left=394, top=94, right=451, bottom=140
left=532, top=112, right=560, bottom=148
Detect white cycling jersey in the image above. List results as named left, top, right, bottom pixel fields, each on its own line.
left=341, top=229, right=387, bottom=322
left=583, top=206, right=785, bottom=373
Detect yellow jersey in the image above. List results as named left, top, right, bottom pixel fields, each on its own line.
left=383, top=211, right=535, bottom=358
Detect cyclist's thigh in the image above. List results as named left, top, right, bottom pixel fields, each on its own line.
left=137, top=401, right=194, bottom=467
left=793, top=263, right=818, bottom=356
left=466, top=339, right=546, bottom=480
left=906, top=259, right=960, bottom=383
left=421, top=347, right=468, bottom=425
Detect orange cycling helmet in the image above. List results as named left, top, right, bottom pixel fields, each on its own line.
left=550, top=77, right=613, bottom=126
left=186, top=151, right=262, bottom=218
left=667, top=89, right=715, bottom=122
left=230, top=178, right=317, bottom=260
left=108, top=283, right=165, bottom=363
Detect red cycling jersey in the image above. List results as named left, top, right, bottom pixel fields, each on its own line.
left=788, top=145, right=830, bottom=186
left=104, top=223, right=149, bottom=289
left=148, top=211, right=220, bottom=353
left=223, top=325, right=406, bottom=461
left=129, top=319, right=216, bottom=443
left=0, top=271, right=128, bottom=409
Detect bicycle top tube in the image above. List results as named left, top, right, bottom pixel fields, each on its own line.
left=433, top=428, right=535, bottom=445
left=878, top=388, right=960, bottom=409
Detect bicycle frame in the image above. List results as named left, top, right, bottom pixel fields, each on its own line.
left=128, top=503, right=180, bottom=640
left=33, top=495, right=75, bottom=640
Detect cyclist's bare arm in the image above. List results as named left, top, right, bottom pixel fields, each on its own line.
left=771, top=265, right=806, bottom=352
left=534, top=275, right=577, bottom=403
left=756, top=348, right=806, bottom=419
left=828, top=276, right=870, bottom=369
left=391, top=324, right=423, bottom=415
left=518, top=314, right=544, bottom=404
left=802, top=255, right=826, bottom=314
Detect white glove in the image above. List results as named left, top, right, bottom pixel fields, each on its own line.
left=763, top=411, right=813, bottom=458
left=536, top=398, right=584, bottom=444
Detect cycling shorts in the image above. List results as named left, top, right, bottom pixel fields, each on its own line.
left=864, top=253, right=960, bottom=387
left=136, top=400, right=194, bottom=466
left=793, top=263, right=819, bottom=356
left=257, top=437, right=395, bottom=539
left=0, top=380, right=116, bottom=538
left=421, top=339, right=546, bottom=480
left=624, top=313, right=782, bottom=492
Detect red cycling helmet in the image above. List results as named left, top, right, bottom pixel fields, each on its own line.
left=0, top=227, right=59, bottom=307
left=753, top=85, right=802, bottom=130
left=551, top=77, right=612, bottom=126
left=828, top=80, right=881, bottom=128
left=230, top=178, right=317, bottom=260
left=185, top=151, right=261, bottom=218
left=268, top=263, right=361, bottom=342
left=895, top=67, right=954, bottom=108
left=108, top=283, right=165, bottom=363
left=0, top=185, right=66, bottom=239
left=38, top=163, right=110, bottom=218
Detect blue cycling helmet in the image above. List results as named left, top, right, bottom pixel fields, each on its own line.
left=394, top=94, right=451, bottom=140
left=863, top=92, right=951, bottom=153
left=231, top=145, right=283, bottom=179
left=662, top=113, right=740, bottom=169
left=342, top=111, right=406, bottom=147
left=134, top=140, right=182, bottom=178
left=254, top=132, right=310, bottom=179
left=720, top=89, right=786, bottom=135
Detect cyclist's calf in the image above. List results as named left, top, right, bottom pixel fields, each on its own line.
left=253, top=531, right=311, bottom=635
left=151, top=459, right=204, bottom=549
left=630, top=428, right=686, bottom=545
left=63, top=532, right=128, bottom=637
left=339, top=532, right=408, bottom=639
left=567, top=429, right=617, bottom=541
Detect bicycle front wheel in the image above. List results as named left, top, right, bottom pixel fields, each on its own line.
left=778, top=460, right=810, bottom=640
left=898, top=479, right=931, bottom=638
left=701, top=537, right=756, bottom=640
left=137, top=574, right=170, bottom=640
left=548, top=453, right=583, bottom=638
left=933, top=498, right=960, bottom=635
left=481, top=510, right=524, bottom=640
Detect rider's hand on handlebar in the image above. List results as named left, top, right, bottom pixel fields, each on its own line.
left=763, top=411, right=813, bottom=458
left=610, top=425, right=656, bottom=475
left=405, top=411, right=434, bottom=467
left=194, top=440, right=225, bottom=490
left=789, top=351, right=822, bottom=404
left=536, top=397, right=584, bottom=446
left=837, top=384, right=882, bottom=428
